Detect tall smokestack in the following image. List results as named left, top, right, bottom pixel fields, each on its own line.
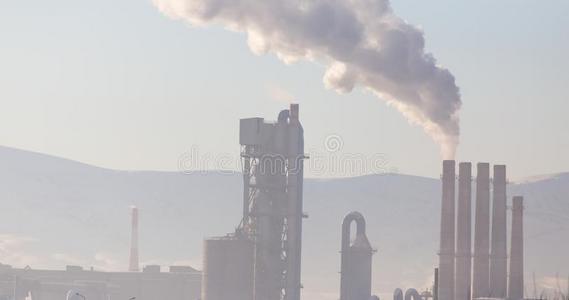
left=490, top=165, right=507, bottom=298
left=473, top=163, right=491, bottom=298
left=129, top=206, right=139, bottom=272
left=508, top=196, right=524, bottom=300
left=455, top=162, right=472, bottom=300
left=438, top=160, right=456, bottom=300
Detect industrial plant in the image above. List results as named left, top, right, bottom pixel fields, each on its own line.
left=0, top=105, right=535, bottom=300
left=0, top=206, right=201, bottom=299
left=202, top=104, right=306, bottom=300
left=5, top=0, right=569, bottom=296
left=201, top=105, right=388, bottom=300
left=199, top=106, right=538, bottom=300
left=198, top=106, right=532, bottom=300
left=438, top=161, right=527, bottom=300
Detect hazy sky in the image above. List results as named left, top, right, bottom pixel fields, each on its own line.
left=0, top=0, right=568, bottom=179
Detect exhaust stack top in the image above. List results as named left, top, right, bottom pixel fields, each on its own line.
left=289, top=103, right=299, bottom=121
left=438, top=160, right=456, bottom=300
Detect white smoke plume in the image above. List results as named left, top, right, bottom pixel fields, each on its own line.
left=152, top=0, right=462, bottom=158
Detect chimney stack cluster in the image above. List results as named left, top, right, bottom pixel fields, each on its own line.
left=437, top=161, right=525, bottom=300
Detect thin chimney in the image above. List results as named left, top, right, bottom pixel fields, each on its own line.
left=508, top=196, right=524, bottom=300
left=438, top=160, right=456, bottom=300
left=455, top=162, right=472, bottom=300
left=490, top=165, right=508, bottom=298
left=473, top=163, right=491, bottom=298
left=129, top=206, right=139, bottom=272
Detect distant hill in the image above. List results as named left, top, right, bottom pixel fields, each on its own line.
left=0, top=145, right=567, bottom=300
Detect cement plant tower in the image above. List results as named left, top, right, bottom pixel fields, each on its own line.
left=238, top=103, right=306, bottom=300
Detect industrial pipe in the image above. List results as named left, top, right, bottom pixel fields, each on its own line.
left=393, top=288, right=404, bottom=300
left=340, top=211, right=373, bottom=300
left=404, top=289, right=421, bottom=300
left=341, top=211, right=367, bottom=254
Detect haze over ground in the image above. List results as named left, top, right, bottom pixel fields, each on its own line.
left=0, top=146, right=567, bottom=300
left=0, top=1, right=568, bottom=299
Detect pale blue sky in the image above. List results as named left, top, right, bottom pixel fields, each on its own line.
left=0, top=0, right=568, bottom=179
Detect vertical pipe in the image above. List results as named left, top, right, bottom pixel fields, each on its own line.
left=129, top=206, right=139, bottom=272
left=340, top=212, right=360, bottom=300
left=438, top=160, right=456, bottom=300
left=434, top=268, right=439, bottom=300
left=490, top=165, right=508, bottom=298
left=456, top=162, right=472, bottom=300
left=242, top=151, right=251, bottom=220
left=473, top=163, right=491, bottom=298
left=508, top=196, right=524, bottom=300
left=404, top=289, right=422, bottom=300
left=286, top=103, right=303, bottom=300
left=394, top=289, right=404, bottom=300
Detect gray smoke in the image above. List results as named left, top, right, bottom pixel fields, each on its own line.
left=153, top=0, right=462, bottom=158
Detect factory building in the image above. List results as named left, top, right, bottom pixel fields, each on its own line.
left=0, top=205, right=201, bottom=300
left=0, top=264, right=201, bottom=300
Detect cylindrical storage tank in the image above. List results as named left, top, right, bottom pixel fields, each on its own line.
left=202, top=236, right=254, bottom=300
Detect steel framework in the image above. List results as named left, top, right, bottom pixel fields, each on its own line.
left=238, top=104, right=305, bottom=300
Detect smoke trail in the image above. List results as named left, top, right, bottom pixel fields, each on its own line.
left=152, top=0, right=462, bottom=158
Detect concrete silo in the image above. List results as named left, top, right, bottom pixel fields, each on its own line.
left=201, top=236, right=255, bottom=300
